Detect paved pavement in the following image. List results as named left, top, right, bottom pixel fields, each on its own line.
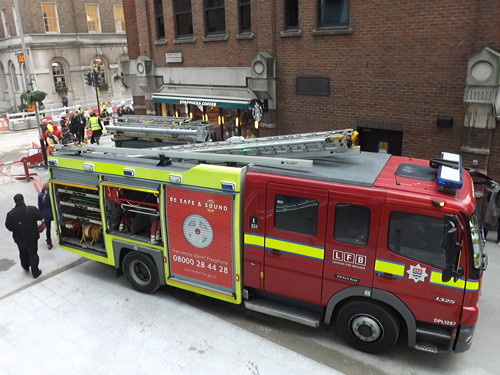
left=0, top=129, right=340, bottom=375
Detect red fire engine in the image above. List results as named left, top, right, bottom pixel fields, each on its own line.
left=47, top=129, right=487, bottom=354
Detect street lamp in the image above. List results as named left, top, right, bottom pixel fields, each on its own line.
left=13, top=0, right=47, bottom=166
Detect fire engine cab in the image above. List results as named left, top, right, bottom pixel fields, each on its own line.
left=47, top=129, right=486, bottom=354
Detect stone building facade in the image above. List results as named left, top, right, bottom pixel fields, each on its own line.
left=0, top=0, right=131, bottom=113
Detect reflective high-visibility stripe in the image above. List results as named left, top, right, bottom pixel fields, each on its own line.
left=243, top=234, right=324, bottom=259
left=430, top=271, right=479, bottom=291
left=374, top=259, right=405, bottom=277
left=265, top=237, right=324, bottom=260
left=244, top=233, right=265, bottom=248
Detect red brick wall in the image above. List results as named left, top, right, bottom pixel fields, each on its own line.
left=125, top=0, right=500, bottom=181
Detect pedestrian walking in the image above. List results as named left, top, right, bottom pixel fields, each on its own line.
left=61, top=95, right=69, bottom=108
left=38, top=183, right=54, bottom=250
left=5, top=194, right=43, bottom=278
left=88, top=111, right=103, bottom=144
left=72, top=109, right=87, bottom=144
left=483, top=191, right=500, bottom=244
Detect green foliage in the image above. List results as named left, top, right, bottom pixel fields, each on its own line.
left=55, top=84, right=68, bottom=95
left=21, top=90, right=47, bottom=104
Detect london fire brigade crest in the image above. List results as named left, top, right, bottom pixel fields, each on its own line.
left=407, top=264, right=428, bottom=283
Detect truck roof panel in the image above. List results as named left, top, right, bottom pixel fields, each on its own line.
left=250, top=152, right=391, bottom=187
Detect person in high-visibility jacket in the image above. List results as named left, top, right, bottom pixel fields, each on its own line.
left=88, top=111, right=103, bottom=145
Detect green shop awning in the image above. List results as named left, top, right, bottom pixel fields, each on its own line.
left=152, top=85, right=258, bottom=110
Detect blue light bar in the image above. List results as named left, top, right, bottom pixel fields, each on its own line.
left=436, top=152, right=462, bottom=191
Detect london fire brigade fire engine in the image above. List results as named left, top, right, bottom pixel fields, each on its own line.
left=47, top=129, right=487, bottom=354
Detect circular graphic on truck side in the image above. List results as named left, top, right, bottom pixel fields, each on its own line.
left=182, top=214, right=214, bottom=248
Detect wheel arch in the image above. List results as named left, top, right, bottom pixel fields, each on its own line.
left=324, top=286, right=417, bottom=348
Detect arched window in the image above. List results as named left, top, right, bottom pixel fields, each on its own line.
left=8, top=61, right=19, bottom=91
left=0, top=63, right=7, bottom=91
left=51, top=61, right=67, bottom=92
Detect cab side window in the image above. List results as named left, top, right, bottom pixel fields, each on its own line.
left=274, top=194, right=318, bottom=235
left=388, top=211, right=446, bottom=269
left=334, top=203, right=370, bottom=246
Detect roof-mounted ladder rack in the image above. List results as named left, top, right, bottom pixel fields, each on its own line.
left=53, top=129, right=359, bottom=168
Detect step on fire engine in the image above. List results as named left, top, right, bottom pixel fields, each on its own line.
left=48, top=129, right=486, bottom=354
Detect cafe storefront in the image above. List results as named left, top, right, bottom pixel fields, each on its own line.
left=152, top=85, right=264, bottom=140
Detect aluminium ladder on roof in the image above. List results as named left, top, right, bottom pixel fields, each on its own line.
left=54, top=128, right=359, bottom=168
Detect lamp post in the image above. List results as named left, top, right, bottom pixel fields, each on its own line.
left=13, top=0, right=47, bottom=166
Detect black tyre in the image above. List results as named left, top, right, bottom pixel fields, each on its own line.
left=123, top=252, right=160, bottom=293
left=336, top=300, right=399, bottom=354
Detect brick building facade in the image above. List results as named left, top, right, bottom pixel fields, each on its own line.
left=0, top=0, right=131, bottom=112
left=121, top=0, right=500, bottom=192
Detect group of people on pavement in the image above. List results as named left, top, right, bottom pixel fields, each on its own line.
left=41, top=105, right=111, bottom=154
left=3, top=105, right=116, bottom=279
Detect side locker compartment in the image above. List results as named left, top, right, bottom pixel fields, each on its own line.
left=50, top=168, right=105, bottom=255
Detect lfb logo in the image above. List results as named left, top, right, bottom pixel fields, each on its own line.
left=333, top=250, right=366, bottom=267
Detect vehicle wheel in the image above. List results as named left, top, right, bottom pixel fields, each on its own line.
left=336, top=300, right=399, bottom=354
left=123, top=252, right=160, bottom=293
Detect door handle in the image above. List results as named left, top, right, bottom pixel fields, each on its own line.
left=376, top=272, right=396, bottom=280
left=266, top=249, right=282, bottom=256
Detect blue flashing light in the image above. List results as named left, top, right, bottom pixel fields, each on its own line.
left=221, top=182, right=235, bottom=191
left=436, top=152, right=463, bottom=191
left=123, top=168, right=135, bottom=177
left=48, top=159, right=57, bottom=166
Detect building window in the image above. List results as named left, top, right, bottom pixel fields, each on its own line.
left=41, top=3, right=59, bottom=33
left=318, top=0, right=349, bottom=27
left=0, top=63, right=7, bottom=91
left=204, top=0, right=226, bottom=36
left=8, top=61, right=19, bottom=91
left=1, top=9, right=10, bottom=38
left=173, top=0, right=193, bottom=38
left=274, top=194, right=318, bottom=236
left=239, top=0, right=251, bottom=34
left=285, top=0, right=298, bottom=30
left=113, top=5, right=125, bottom=33
left=51, top=62, right=66, bottom=92
left=85, top=4, right=101, bottom=33
left=154, top=0, right=165, bottom=40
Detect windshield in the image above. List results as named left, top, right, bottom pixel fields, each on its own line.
left=468, top=213, right=485, bottom=277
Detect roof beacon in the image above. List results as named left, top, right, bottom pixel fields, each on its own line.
left=434, top=152, right=463, bottom=193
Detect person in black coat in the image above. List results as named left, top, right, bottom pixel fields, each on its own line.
left=5, top=194, right=43, bottom=278
left=38, top=182, right=54, bottom=249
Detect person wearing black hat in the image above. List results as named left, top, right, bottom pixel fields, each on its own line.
left=5, top=194, right=44, bottom=278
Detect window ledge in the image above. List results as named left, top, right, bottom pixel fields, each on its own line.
left=311, top=27, right=353, bottom=36
left=236, top=32, right=254, bottom=40
left=173, top=37, right=196, bottom=44
left=202, top=34, right=228, bottom=42
left=280, top=29, right=302, bottom=38
left=155, top=39, right=167, bottom=45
